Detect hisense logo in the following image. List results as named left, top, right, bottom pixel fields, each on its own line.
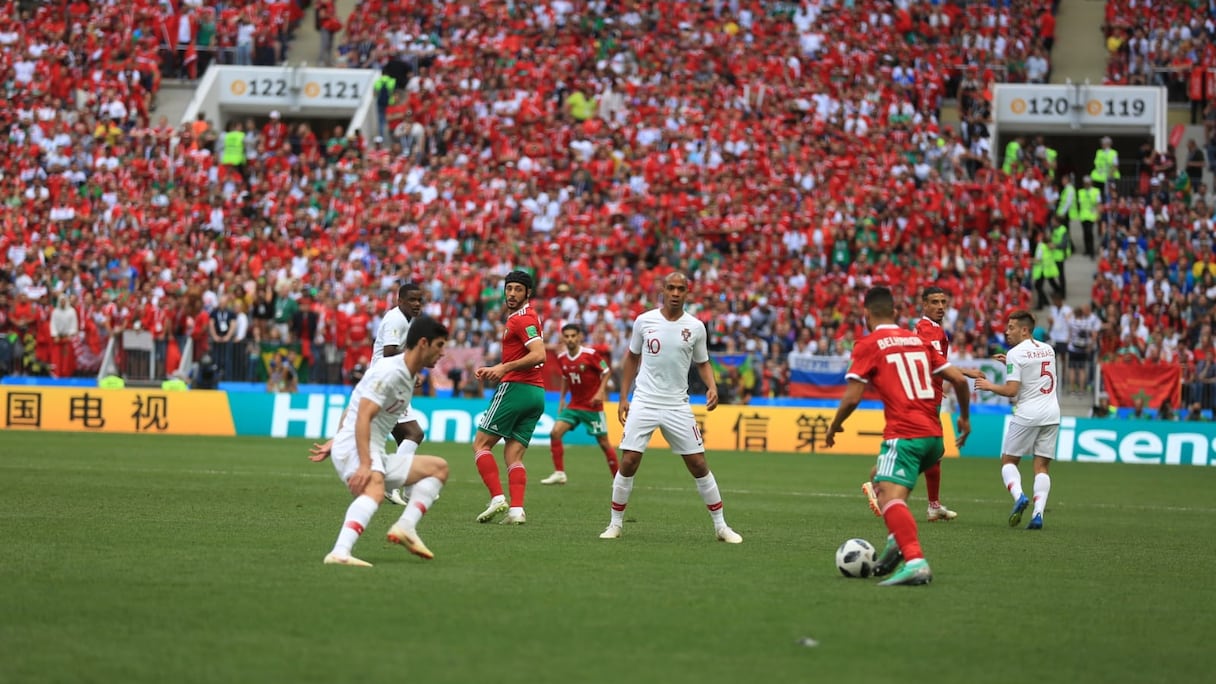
left=1054, top=417, right=1216, bottom=466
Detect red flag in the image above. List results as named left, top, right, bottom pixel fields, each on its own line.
left=164, top=337, right=182, bottom=377
left=1101, top=361, right=1181, bottom=410
left=183, top=42, right=198, bottom=79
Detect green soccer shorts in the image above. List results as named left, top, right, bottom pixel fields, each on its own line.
left=873, top=436, right=945, bottom=490
left=478, top=382, right=546, bottom=445
left=557, top=407, right=608, bottom=437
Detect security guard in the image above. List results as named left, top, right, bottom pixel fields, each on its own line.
left=1077, top=175, right=1102, bottom=258
left=1091, top=136, right=1120, bottom=200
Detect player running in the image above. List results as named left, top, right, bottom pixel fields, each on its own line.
left=541, top=323, right=620, bottom=485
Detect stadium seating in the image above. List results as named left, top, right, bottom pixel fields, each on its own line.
left=3, top=1, right=1075, bottom=398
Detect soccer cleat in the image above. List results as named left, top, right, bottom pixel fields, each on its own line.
left=1026, top=513, right=1043, bottom=530
left=877, top=559, right=933, bottom=586
left=500, top=510, right=527, bottom=525
left=385, top=488, right=411, bottom=506
left=716, top=526, right=743, bottom=544
left=476, top=495, right=509, bottom=523
left=323, top=553, right=373, bottom=567
left=387, top=524, right=434, bottom=560
left=540, top=471, right=568, bottom=485
left=1008, top=494, right=1031, bottom=527
left=861, top=482, right=882, bottom=517
left=599, top=524, right=623, bottom=539
left=871, top=536, right=903, bottom=577
left=927, top=502, right=958, bottom=522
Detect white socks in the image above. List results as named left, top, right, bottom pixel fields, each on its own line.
left=609, top=473, right=634, bottom=526
left=397, top=439, right=420, bottom=458
left=1002, top=463, right=1024, bottom=501
left=397, top=476, right=442, bottom=529
left=332, top=495, right=378, bottom=557
left=694, top=472, right=727, bottom=528
left=1032, top=473, right=1051, bottom=517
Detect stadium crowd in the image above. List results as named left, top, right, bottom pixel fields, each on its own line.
left=3, top=0, right=1208, bottom=412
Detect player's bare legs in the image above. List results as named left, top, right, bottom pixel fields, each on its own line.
left=543, top=419, right=573, bottom=485
left=873, top=481, right=932, bottom=585
left=681, top=452, right=742, bottom=543
left=600, top=449, right=642, bottom=538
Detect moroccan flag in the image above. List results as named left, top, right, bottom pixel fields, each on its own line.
left=1101, top=361, right=1181, bottom=410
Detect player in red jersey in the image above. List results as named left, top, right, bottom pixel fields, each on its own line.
left=826, top=287, right=972, bottom=586
left=541, top=323, right=619, bottom=485
left=472, top=271, right=547, bottom=525
left=862, top=286, right=963, bottom=520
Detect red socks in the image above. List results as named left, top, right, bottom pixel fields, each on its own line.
left=604, top=445, right=619, bottom=477
left=924, top=461, right=942, bottom=504
left=507, top=462, right=526, bottom=508
left=474, top=449, right=503, bottom=498
left=551, top=436, right=565, bottom=472
left=882, top=499, right=924, bottom=562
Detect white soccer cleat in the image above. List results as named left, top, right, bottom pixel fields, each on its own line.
left=599, top=524, right=623, bottom=539
left=540, top=471, right=568, bottom=485
left=716, top=526, right=743, bottom=544
left=500, top=510, right=527, bottom=525
left=386, top=488, right=411, bottom=506
left=323, top=553, right=373, bottom=567
left=927, top=503, right=958, bottom=522
left=476, top=495, right=509, bottom=523
left=387, top=524, right=434, bottom=560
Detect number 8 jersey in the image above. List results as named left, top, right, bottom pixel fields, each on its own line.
left=1006, top=338, right=1061, bottom=426
left=846, top=324, right=952, bottom=440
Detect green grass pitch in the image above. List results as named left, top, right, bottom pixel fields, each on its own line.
left=1, top=431, right=1213, bottom=684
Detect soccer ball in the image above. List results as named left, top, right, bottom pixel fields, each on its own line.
left=835, top=538, right=877, bottom=578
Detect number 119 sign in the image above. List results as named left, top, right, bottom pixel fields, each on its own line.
left=993, top=84, right=1164, bottom=128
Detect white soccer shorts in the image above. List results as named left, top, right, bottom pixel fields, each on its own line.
left=1001, top=422, right=1059, bottom=460
left=395, top=404, right=423, bottom=425
left=331, top=436, right=417, bottom=490
left=619, top=402, right=704, bottom=455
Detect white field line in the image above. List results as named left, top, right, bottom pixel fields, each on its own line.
left=2, top=462, right=1212, bottom=514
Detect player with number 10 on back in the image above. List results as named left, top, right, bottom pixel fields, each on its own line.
left=974, top=310, right=1061, bottom=531
left=825, top=287, right=972, bottom=586
left=599, top=272, right=743, bottom=543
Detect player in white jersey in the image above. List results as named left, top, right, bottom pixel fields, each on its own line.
left=372, top=282, right=426, bottom=506
left=309, top=316, right=450, bottom=566
left=976, top=310, right=1061, bottom=530
left=598, top=272, right=742, bottom=544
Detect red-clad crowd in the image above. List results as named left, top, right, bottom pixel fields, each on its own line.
left=3, top=0, right=1075, bottom=398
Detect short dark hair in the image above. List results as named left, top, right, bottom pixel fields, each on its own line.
left=864, top=286, right=895, bottom=318
left=505, top=270, right=533, bottom=295
left=1008, top=309, right=1036, bottom=331
left=921, top=286, right=948, bottom=300
left=561, top=323, right=583, bottom=334
left=398, top=281, right=422, bottom=301
left=405, top=315, right=449, bottom=349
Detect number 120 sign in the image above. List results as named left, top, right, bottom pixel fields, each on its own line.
left=995, top=85, right=1160, bottom=127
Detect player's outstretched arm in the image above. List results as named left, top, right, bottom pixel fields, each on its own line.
left=975, top=376, right=1020, bottom=398
left=940, top=366, right=971, bottom=447
left=825, top=379, right=866, bottom=448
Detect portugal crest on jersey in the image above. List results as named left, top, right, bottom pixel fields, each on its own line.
left=682, top=328, right=691, bottom=341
